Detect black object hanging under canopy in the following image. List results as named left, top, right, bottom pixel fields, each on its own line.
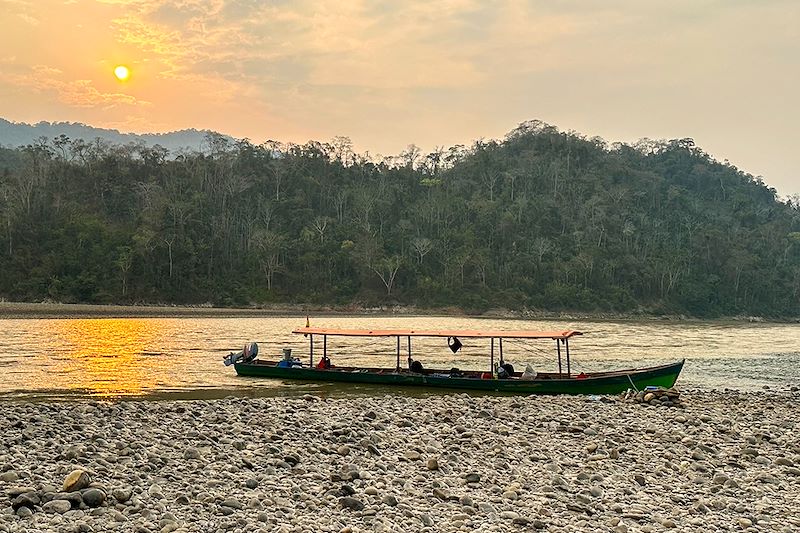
left=447, top=336, right=463, bottom=353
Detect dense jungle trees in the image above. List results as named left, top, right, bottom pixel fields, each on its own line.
left=0, top=121, right=798, bottom=317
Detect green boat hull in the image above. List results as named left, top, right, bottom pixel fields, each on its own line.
left=234, top=359, right=684, bottom=395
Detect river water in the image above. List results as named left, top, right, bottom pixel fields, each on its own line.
left=0, top=316, right=798, bottom=401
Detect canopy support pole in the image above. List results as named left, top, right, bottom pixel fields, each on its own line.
left=557, top=339, right=562, bottom=378
left=407, top=336, right=412, bottom=369
left=323, top=335, right=327, bottom=360
left=565, top=338, right=571, bottom=377
left=490, top=337, right=495, bottom=374
left=309, top=334, right=314, bottom=367
left=396, top=336, right=400, bottom=372
left=499, top=338, right=504, bottom=366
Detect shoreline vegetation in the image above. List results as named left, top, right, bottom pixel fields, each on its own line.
left=0, top=301, right=795, bottom=323
left=2, top=122, right=799, bottom=320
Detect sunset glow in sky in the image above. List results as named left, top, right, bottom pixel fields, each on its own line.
left=1, top=0, right=798, bottom=195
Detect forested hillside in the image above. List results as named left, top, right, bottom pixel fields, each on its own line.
left=1, top=120, right=798, bottom=317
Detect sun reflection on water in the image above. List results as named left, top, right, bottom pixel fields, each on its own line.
left=0, top=316, right=798, bottom=400
left=58, top=318, right=165, bottom=397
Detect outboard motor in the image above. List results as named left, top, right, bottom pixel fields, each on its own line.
left=223, top=342, right=259, bottom=366
left=242, top=342, right=258, bottom=363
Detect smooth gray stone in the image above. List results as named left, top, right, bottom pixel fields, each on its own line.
left=82, top=488, right=106, bottom=508
left=0, top=471, right=19, bottom=483
left=5, top=486, right=35, bottom=497
left=42, top=499, right=72, bottom=514
left=11, top=493, right=39, bottom=511
left=53, top=491, right=83, bottom=507
left=183, top=447, right=202, bottom=460
left=112, top=487, right=132, bottom=503
left=339, top=497, right=364, bottom=511
left=220, top=498, right=243, bottom=510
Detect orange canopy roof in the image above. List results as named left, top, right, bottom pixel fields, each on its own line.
left=292, top=326, right=582, bottom=340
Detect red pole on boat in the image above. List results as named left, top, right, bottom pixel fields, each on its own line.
left=565, top=338, right=571, bottom=377
left=557, top=340, right=562, bottom=378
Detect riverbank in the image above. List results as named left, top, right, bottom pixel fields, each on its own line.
left=2, top=392, right=798, bottom=532
left=1, top=301, right=796, bottom=323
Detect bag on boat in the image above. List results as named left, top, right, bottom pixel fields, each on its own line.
left=520, top=364, right=537, bottom=381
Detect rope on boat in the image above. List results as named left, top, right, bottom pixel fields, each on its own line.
left=626, top=373, right=639, bottom=392
left=505, top=338, right=589, bottom=373
left=504, top=339, right=553, bottom=359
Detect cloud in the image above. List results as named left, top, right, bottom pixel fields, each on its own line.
left=106, top=0, right=498, bottom=92
left=4, top=65, right=149, bottom=109
left=58, top=80, right=146, bottom=108
left=2, top=0, right=38, bottom=25
left=2, top=0, right=797, bottom=195
left=17, top=12, right=38, bottom=25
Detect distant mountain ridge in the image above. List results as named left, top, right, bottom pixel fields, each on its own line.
left=0, top=118, right=232, bottom=153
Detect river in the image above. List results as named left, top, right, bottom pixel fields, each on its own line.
left=0, top=316, right=798, bottom=400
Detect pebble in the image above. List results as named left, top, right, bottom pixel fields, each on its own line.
left=183, top=447, right=202, bottom=460
left=63, top=469, right=91, bottom=492
left=0, top=391, right=796, bottom=532
left=82, top=488, right=106, bottom=508
left=339, top=497, right=364, bottom=511
left=112, top=487, right=132, bottom=503
left=433, top=487, right=449, bottom=500
left=42, top=499, right=72, bottom=514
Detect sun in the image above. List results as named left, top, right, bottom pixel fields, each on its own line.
left=114, top=65, right=130, bottom=81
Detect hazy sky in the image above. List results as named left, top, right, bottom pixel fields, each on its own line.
left=1, top=0, right=797, bottom=196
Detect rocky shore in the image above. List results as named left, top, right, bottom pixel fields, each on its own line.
left=2, top=391, right=799, bottom=532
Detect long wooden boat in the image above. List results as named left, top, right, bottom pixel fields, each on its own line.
left=230, top=325, right=685, bottom=395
